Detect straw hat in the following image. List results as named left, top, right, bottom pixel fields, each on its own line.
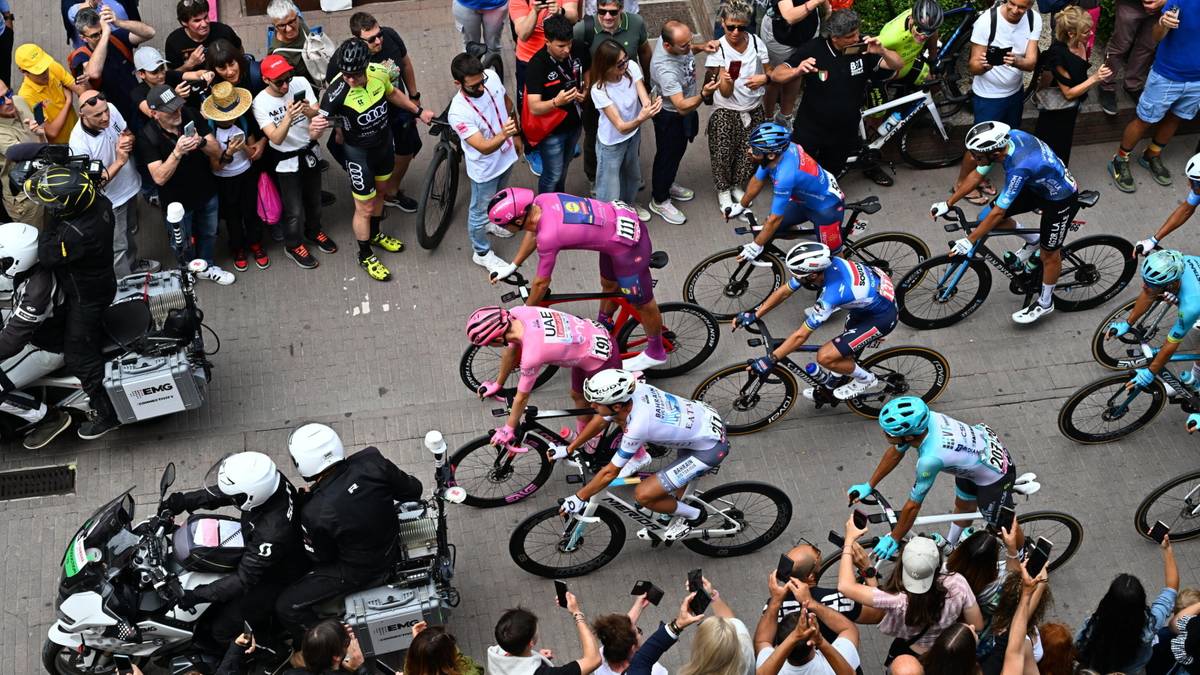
left=201, top=81, right=252, bottom=122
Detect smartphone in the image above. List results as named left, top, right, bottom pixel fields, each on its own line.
left=32, top=102, right=45, bottom=125
left=687, top=568, right=702, bottom=593
left=294, top=91, right=305, bottom=104
left=184, top=121, right=196, bottom=137
left=775, top=553, right=793, bottom=582
left=688, top=586, right=712, bottom=614
left=1148, top=520, right=1171, bottom=543
left=827, top=529, right=845, bottom=548
left=229, top=130, right=245, bottom=144
left=554, top=580, right=569, bottom=608
left=842, top=41, right=868, bottom=56
left=852, top=509, right=869, bottom=529
left=727, top=60, right=742, bottom=80
left=986, top=45, right=1011, bottom=66
left=113, top=654, right=134, bottom=675
left=1025, top=537, right=1053, bottom=578
left=631, top=580, right=664, bottom=605
left=995, top=505, right=1016, bottom=533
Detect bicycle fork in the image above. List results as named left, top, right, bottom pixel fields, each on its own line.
left=936, top=255, right=977, bottom=302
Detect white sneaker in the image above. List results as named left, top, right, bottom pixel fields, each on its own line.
left=1012, top=300, right=1054, bottom=325
left=635, top=205, right=652, bottom=223
left=669, top=183, right=695, bottom=201
left=718, top=190, right=734, bottom=215
left=618, top=446, right=652, bottom=477
left=834, top=375, right=881, bottom=400
left=486, top=223, right=514, bottom=238
left=198, top=265, right=235, bottom=285
left=731, top=187, right=747, bottom=204
left=472, top=250, right=514, bottom=277
left=623, top=351, right=668, bottom=370
left=649, top=199, right=686, bottom=225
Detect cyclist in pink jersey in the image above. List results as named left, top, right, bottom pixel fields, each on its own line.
left=467, top=305, right=620, bottom=447
left=487, top=187, right=667, bottom=371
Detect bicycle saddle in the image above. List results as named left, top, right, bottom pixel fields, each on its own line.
left=846, top=196, right=881, bottom=214
left=649, top=250, right=669, bottom=269
left=1013, top=472, right=1041, bottom=496
left=1076, top=190, right=1100, bottom=208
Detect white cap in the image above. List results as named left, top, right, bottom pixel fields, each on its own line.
left=166, top=202, right=185, bottom=223
left=424, top=430, right=447, bottom=455
left=900, top=537, right=940, bottom=594
left=133, top=46, right=168, bottom=73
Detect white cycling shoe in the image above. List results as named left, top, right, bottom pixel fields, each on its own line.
left=623, top=352, right=668, bottom=371
left=834, top=376, right=882, bottom=400
left=1012, top=300, right=1054, bottom=325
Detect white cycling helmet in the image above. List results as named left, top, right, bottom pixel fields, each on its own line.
left=583, top=369, right=639, bottom=406
left=964, top=121, right=1011, bottom=154
left=288, top=423, right=345, bottom=480
left=785, top=242, right=832, bottom=275
left=0, top=222, right=40, bottom=279
left=216, top=452, right=281, bottom=511
left=1186, top=152, right=1200, bottom=182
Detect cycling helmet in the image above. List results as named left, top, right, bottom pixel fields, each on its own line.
left=785, top=242, right=832, bottom=275
left=466, top=305, right=511, bottom=346
left=0, top=222, right=40, bottom=278
left=748, top=122, right=791, bottom=154
left=23, top=164, right=96, bottom=218
left=1141, top=249, right=1185, bottom=286
left=878, top=396, right=931, bottom=437
left=335, top=38, right=371, bottom=74
left=583, top=369, right=639, bottom=406
left=487, top=187, right=536, bottom=226
left=964, top=121, right=1011, bottom=154
left=288, top=423, right=345, bottom=480
left=216, top=452, right=280, bottom=511
left=1185, top=152, right=1200, bottom=181
left=912, top=0, right=944, bottom=35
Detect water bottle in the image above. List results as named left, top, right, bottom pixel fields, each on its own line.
left=804, top=363, right=837, bottom=387
left=879, top=111, right=902, bottom=136
left=1023, top=249, right=1041, bottom=273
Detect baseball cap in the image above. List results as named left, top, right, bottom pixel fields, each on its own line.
left=899, top=536, right=940, bottom=594
left=15, top=44, right=54, bottom=76
left=133, top=46, right=168, bottom=72
left=261, top=54, right=294, bottom=80
left=146, top=85, right=186, bottom=113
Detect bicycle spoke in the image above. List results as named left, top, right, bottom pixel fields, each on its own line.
left=1056, top=245, right=1126, bottom=301
left=1143, top=488, right=1200, bottom=535
left=903, top=262, right=982, bottom=324
left=704, top=491, right=781, bottom=547
left=521, top=517, right=618, bottom=569
left=453, top=449, right=542, bottom=501
left=689, top=256, right=777, bottom=318
left=701, top=371, right=790, bottom=429
left=874, top=354, right=940, bottom=397
left=1070, top=384, right=1154, bottom=438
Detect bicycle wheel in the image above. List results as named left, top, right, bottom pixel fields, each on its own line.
left=616, top=302, right=720, bottom=378
left=682, top=481, right=793, bottom=556
left=1091, top=297, right=1176, bottom=370
left=682, top=248, right=786, bottom=321
left=897, top=255, right=992, bottom=330
left=845, top=231, right=930, bottom=287
left=898, top=111, right=963, bottom=169
left=1053, top=235, right=1136, bottom=312
left=509, top=504, right=627, bottom=578
left=416, top=143, right=460, bottom=250
left=1135, top=470, right=1200, bottom=542
left=1017, top=511, right=1084, bottom=571
left=692, top=363, right=798, bottom=435
left=459, top=344, right=559, bottom=396
left=1057, top=373, right=1167, bottom=444
left=847, top=346, right=951, bottom=418
left=449, top=434, right=555, bottom=508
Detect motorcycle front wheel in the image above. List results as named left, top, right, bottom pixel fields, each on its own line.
left=43, top=640, right=136, bottom=675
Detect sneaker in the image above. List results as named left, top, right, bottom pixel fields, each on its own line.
left=250, top=244, right=270, bottom=269
left=623, top=351, right=668, bottom=370
left=833, top=375, right=882, bottom=400
left=321, top=190, right=336, bottom=207
left=308, top=231, right=338, bottom=254
left=370, top=231, right=404, bottom=252
left=198, top=265, right=236, bottom=285
left=22, top=409, right=72, bottom=450
left=1099, top=88, right=1118, bottom=116
left=773, top=112, right=792, bottom=130
left=360, top=253, right=392, bottom=281
left=1012, top=299, right=1054, bottom=324
left=649, top=199, right=686, bottom=225
left=635, top=205, right=651, bottom=223
left=233, top=249, right=248, bottom=271
left=146, top=192, right=160, bottom=208
left=1109, top=156, right=1136, bottom=193
left=285, top=244, right=319, bottom=269
left=865, top=165, right=894, bottom=187
left=130, top=259, right=161, bottom=274
left=472, top=250, right=514, bottom=277
left=526, top=150, right=543, bottom=177
left=486, top=222, right=514, bottom=238
left=1138, top=153, right=1173, bottom=187
left=717, top=190, right=734, bottom=215
left=588, top=180, right=597, bottom=197
left=383, top=192, right=418, bottom=213
left=77, top=413, right=120, bottom=440
left=731, top=187, right=747, bottom=203
left=269, top=222, right=285, bottom=242
left=669, top=183, right=695, bottom=201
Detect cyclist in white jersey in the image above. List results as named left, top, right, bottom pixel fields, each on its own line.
left=551, top=369, right=730, bottom=541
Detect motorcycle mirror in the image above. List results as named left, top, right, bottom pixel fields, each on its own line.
left=160, top=463, right=176, bottom=496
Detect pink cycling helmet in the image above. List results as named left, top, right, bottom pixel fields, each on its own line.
left=466, top=306, right=511, bottom=346
left=487, top=187, right=536, bottom=226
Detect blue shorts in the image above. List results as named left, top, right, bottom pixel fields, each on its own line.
left=780, top=200, right=846, bottom=253
left=1137, top=69, right=1200, bottom=124
left=972, top=90, right=1025, bottom=129
left=831, top=305, right=897, bottom=357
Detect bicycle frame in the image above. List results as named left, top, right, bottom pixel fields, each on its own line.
left=857, top=89, right=948, bottom=153
left=931, top=5, right=981, bottom=76
left=1105, top=342, right=1200, bottom=413
left=735, top=319, right=880, bottom=403
left=734, top=200, right=879, bottom=270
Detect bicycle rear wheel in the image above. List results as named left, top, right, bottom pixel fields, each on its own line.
left=899, top=112, right=962, bottom=169
left=509, top=504, right=627, bottom=578
left=692, top=363, right=798, bottom=435
left=847, top=346, right=951, bottom=418
left=1017, top=511, right=1084, bottom=571
left=616, top=302, right=720, bottom=378
left=1135, top=470, right=1200, bottom=542
left=449, top=434, right=555, bottom=508
left=1057, top=373, right=1167, bottom=444
left=416, top=144, right=460, bottom=250
left=682, top=481, right=793, bottom=556
left=682, top=248, right=785, bottom=321
left=1053, top=235, right=1136, bottom=312
left=845, top=231, right=930, bottom=287
left=1091, top=297, right=1176, bottom=370
left=897, top=255, right=992, bottom=330
left=459, top=344, right=559, bottom=396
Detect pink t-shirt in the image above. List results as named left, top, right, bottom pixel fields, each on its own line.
left=871, top=572, right=978, bottom=650
left=512, top=306, right=615, bottom=392
left=533, top=193, right=643, bottom=279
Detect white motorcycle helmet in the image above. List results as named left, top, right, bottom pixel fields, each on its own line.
left=0, top=222, right=40, bottom=279
left=214, top=452, right=281, bottom=511
left=288, top=423, right=345, bottom=480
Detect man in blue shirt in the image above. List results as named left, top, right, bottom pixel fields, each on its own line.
left=69, top=6, right=155, bottom=123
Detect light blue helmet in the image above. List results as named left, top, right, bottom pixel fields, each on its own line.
left=748, top=122, right=791, bottom=154
left=1141, top=249, right=1184, bottom=286
left=878, top=396, right=930, bottom=437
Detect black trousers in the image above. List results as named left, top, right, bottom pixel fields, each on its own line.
left=64, top=295, right=116, bottom=422
left=275, top=565, right=384, bottom=643
left=275, top=165, right=322, bottom=249
left=215, top=170, right=264, bottom=252
left=0, top=26, right=12, bottom=93
left=651, top=110, right=697, bottom=204
left=791, top=118, right=857, bottom=177
left=195, top=578, right=289, bottom=653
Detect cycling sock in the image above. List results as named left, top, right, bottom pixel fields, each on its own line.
left=1039, top=283, right=1054, bottom=307
left=850, top=365, right=873, bottom=382
left=948, top=522, right=965, bottom=545
left=596, top=311, right=615, bottom=332
left=369, top=216, right=382, bottom=238
left=673, top=502, right=701, bottom=520
left=1116, top=146, right=1132, bottom=160
left=357, top=240, right=373, bottom=261
left=1146, top=142, right=1165, bottom=158
left=645, top=334, right=667, bottom=360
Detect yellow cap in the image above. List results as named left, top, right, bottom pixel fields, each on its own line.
left=15, top=44, right=54, bottom=76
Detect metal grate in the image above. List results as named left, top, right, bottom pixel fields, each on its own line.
left=0, top=464, right=76, bottom=500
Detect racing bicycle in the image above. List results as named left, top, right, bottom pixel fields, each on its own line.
left=895, top=192, right=1135, bottom=329
left=683, top=197, right=930, bottom=320
left=1136, top=469, right=1200, bottom=542
left=1090, top=295, right=1182, bottom=370
left=692, top=318, right=949, bottom=433
left=844, top=82, right=964, bottom=177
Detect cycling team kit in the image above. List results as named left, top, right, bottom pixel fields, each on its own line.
left=758, top=143, right=846, bottom=252
left=878, top=10, right=929, bottom=83
left=899, top=411, right=1016, bottom=522
left=1168, top=255, right=1200, bottom=343
left=507, top=306, right=621, bottom=393
left=321, top=63, right=396, bottom=199
left=791, top=258, right=898, bottom=357
left=979, top=129, right=1079, bottom=251
left=612, top=383, right=729, bottom=492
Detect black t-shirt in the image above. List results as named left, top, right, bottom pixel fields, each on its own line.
left=130, top=72, right=202, bottom=131
left=164, top=22, right=244, bottom=70
left=525, top=47, right=584, bottom=134
left=771, top=0, right=821, bottom=47
left=135, top=107, right=217, bottom=209
left=536, top=661, right=581, bottom=675
left=1044, top=40, right=1090, bottom=102
left=787, top=38, right=890, bottom=132
left=370, top=27, right=410, bottom=93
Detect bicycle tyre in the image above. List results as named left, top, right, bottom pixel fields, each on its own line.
left=1052, top=235, right=1136, bottom=312
left=847, top=346, right=951, bottom=418
left=898, top=112, right=962, bottom=169
left=682, top=481, right=793, bottom=556
left=509, top=504, right=627, bottom=578
left=1057, top=373, right=1167, bottom=444
left=1090, top=297, right=1176, bottom=370
left=1017, top=511, right=1084, bottom=572
left=692, top=363, right=798, bottom=435
left=897, top=255, right=992, bottom=330
left=448, top=434, right=555, bottom=508
left=415, top=143, right=460, bottom=250
left=682, top=248, right=786, bottom=321
left=845, top=231, right=931, bottom=287
left=459, top=344, right=559, bottom=396
left=1134, top=470, right=1200, bottom=542
left=616, top=302, right=720, bottom=378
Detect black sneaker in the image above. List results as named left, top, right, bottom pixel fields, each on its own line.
left=78, top=413, right=120, bottom=440
left=321, top=191, right=336, bottom=207
left=383, top=192, right=418, bottom=213
left=285, top=244, right=319, bottom=269
left=1099, top=88, right=1118, bottom=116
left=308, top=231, right=338, bottom=254
left=233, top=249, right=248, bottom=272
left=22, top=409, right=72, bottom=450
left=865, top=165, right=894, bottom=187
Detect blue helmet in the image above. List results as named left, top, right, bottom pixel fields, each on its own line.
left=878, top=397, right=930, bottom=437
left=748, top=122, right=791, bottom=154
left=1141, top=249, right=1184, bottom=286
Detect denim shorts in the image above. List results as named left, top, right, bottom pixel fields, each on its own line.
left=1137, top=69, right=1200, bottom=123
left=972, top=90, right=1025, bottom=129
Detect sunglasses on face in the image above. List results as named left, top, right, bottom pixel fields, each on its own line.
left=724, top=23, right=748, bottom=32
left=615, top=57, right=630, bottom=69
left=362, top=31, right=384, bottom=42
left=273, top=75, right=294, bottom=85
left=597, top=7, right=620, bottom=15
left=0, top=91, right=12, bottom=104
left=462, top=80, right=486, bottom=94
left=81, top=92, right=107, bottom=108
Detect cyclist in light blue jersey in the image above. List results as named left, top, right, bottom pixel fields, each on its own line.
left=1114, top=250, right=1200, bottom=395
left=1131, top=153, right=1200, bottom=256
left=732, top=241, right=898, bottom=401
left=932, top=121, right=1082, bottom=325
left=847, top=397, right=1020, bottom=560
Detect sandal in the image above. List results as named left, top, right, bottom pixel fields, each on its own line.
left=979, top=179, right=998, bottom=197
left=963, top=188, right=989, bottom=205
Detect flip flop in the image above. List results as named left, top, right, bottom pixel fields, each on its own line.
left=964, top=188, right=989, bottom=205
left=979, top=179, right=998, bottom=197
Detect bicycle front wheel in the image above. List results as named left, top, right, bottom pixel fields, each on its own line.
left=692, top=363, right=798, bottom=435
left=416, top=143, right=460, bottom=250
left=845, top=231, right=930, bottom=287
left=1017, top=511, right=1084, bottom=571
left=1053, top=235, right=1136, bottom=312
left=898, top=112, right=962, bottom=169
left=509, top=504, right=627, bottom=578
left=1057, top=373, right=1167, bottom=444
left=897, top=255, right=992, bottom=330
left=449, top=435, right=554, bottom=508
left=847, top=346, right=951, bottom=418
left=1091, top=297, right=1176, bottom=370
left=1135, top=470, right=1200, bottom=541
left=617, top=302, right=720, bottom=378
left=682, top=481, right=793, bottom=556
left=459, top=344, right=559, bottom=396
left=682, top=248, right=786, bottom=321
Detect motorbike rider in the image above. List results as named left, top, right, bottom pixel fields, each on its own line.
left=275, top=423, right=424, bottom=642
left=163, top=452, right=308, bottom=654
left=23, top=163, right=121, bottom=439
left=0, top=222, right=73, bottom=450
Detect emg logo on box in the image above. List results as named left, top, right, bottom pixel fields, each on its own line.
left=131, top=383, right=175, bottom=400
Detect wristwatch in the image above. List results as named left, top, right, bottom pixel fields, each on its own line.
left=411, top=91, right=421, bottom=101
left=862, top=567, right=878, bottom=580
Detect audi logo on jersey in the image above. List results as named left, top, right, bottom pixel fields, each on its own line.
left=357, top=105, right=388, bottom=126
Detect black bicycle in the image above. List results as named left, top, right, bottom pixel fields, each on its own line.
left=1090, top=295, right=1180, bottom=370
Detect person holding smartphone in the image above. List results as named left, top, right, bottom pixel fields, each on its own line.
left=487, top=593, right=602, bottom=675
left=15, top=43, right=87, bottom=144
left=202, top=81, right=270, bottom=273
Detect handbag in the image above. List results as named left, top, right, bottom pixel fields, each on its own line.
left=256, top=172, right=283, bottom=225
left=320, top=0, right=353, bottom=10
left=273, top=30, right=337, bottom=84
left=521, top=88, right=568, bottom=148
left=1034, top=85, right=1077, bottom=111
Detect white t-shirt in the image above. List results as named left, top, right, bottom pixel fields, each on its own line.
left=591, top=61, right=645, bottom=146
left=705, top=34, right=770, bottom=111
left=448, top=70, right=519, bottom=183
left=754, top=638, right=862, bottom=675
left=211, top=124, right=253, bottom=178
left=969, top=7, right=1042, bottom=98
left=252, top=77, right=318, bottom=173
left=68, top=104, right=141, bottom=207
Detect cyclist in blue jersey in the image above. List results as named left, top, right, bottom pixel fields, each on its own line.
left=847, top=397, right=1021, bottom=560
left=932, top=121, right=1082, bottom=325
left=1114, top=250, right=1200, bottom=395
left=1131, top=154, right=1200, bottom=257
left=727, top=123, right=847, bottom=261
left=732, top=241, right=898, bottom=400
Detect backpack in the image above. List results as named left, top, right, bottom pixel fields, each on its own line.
left=68, top=34, right=135, bottom=82
left=272, top=29, right=336, bottom=85
left=986, top=1, right=1048, bottom=94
